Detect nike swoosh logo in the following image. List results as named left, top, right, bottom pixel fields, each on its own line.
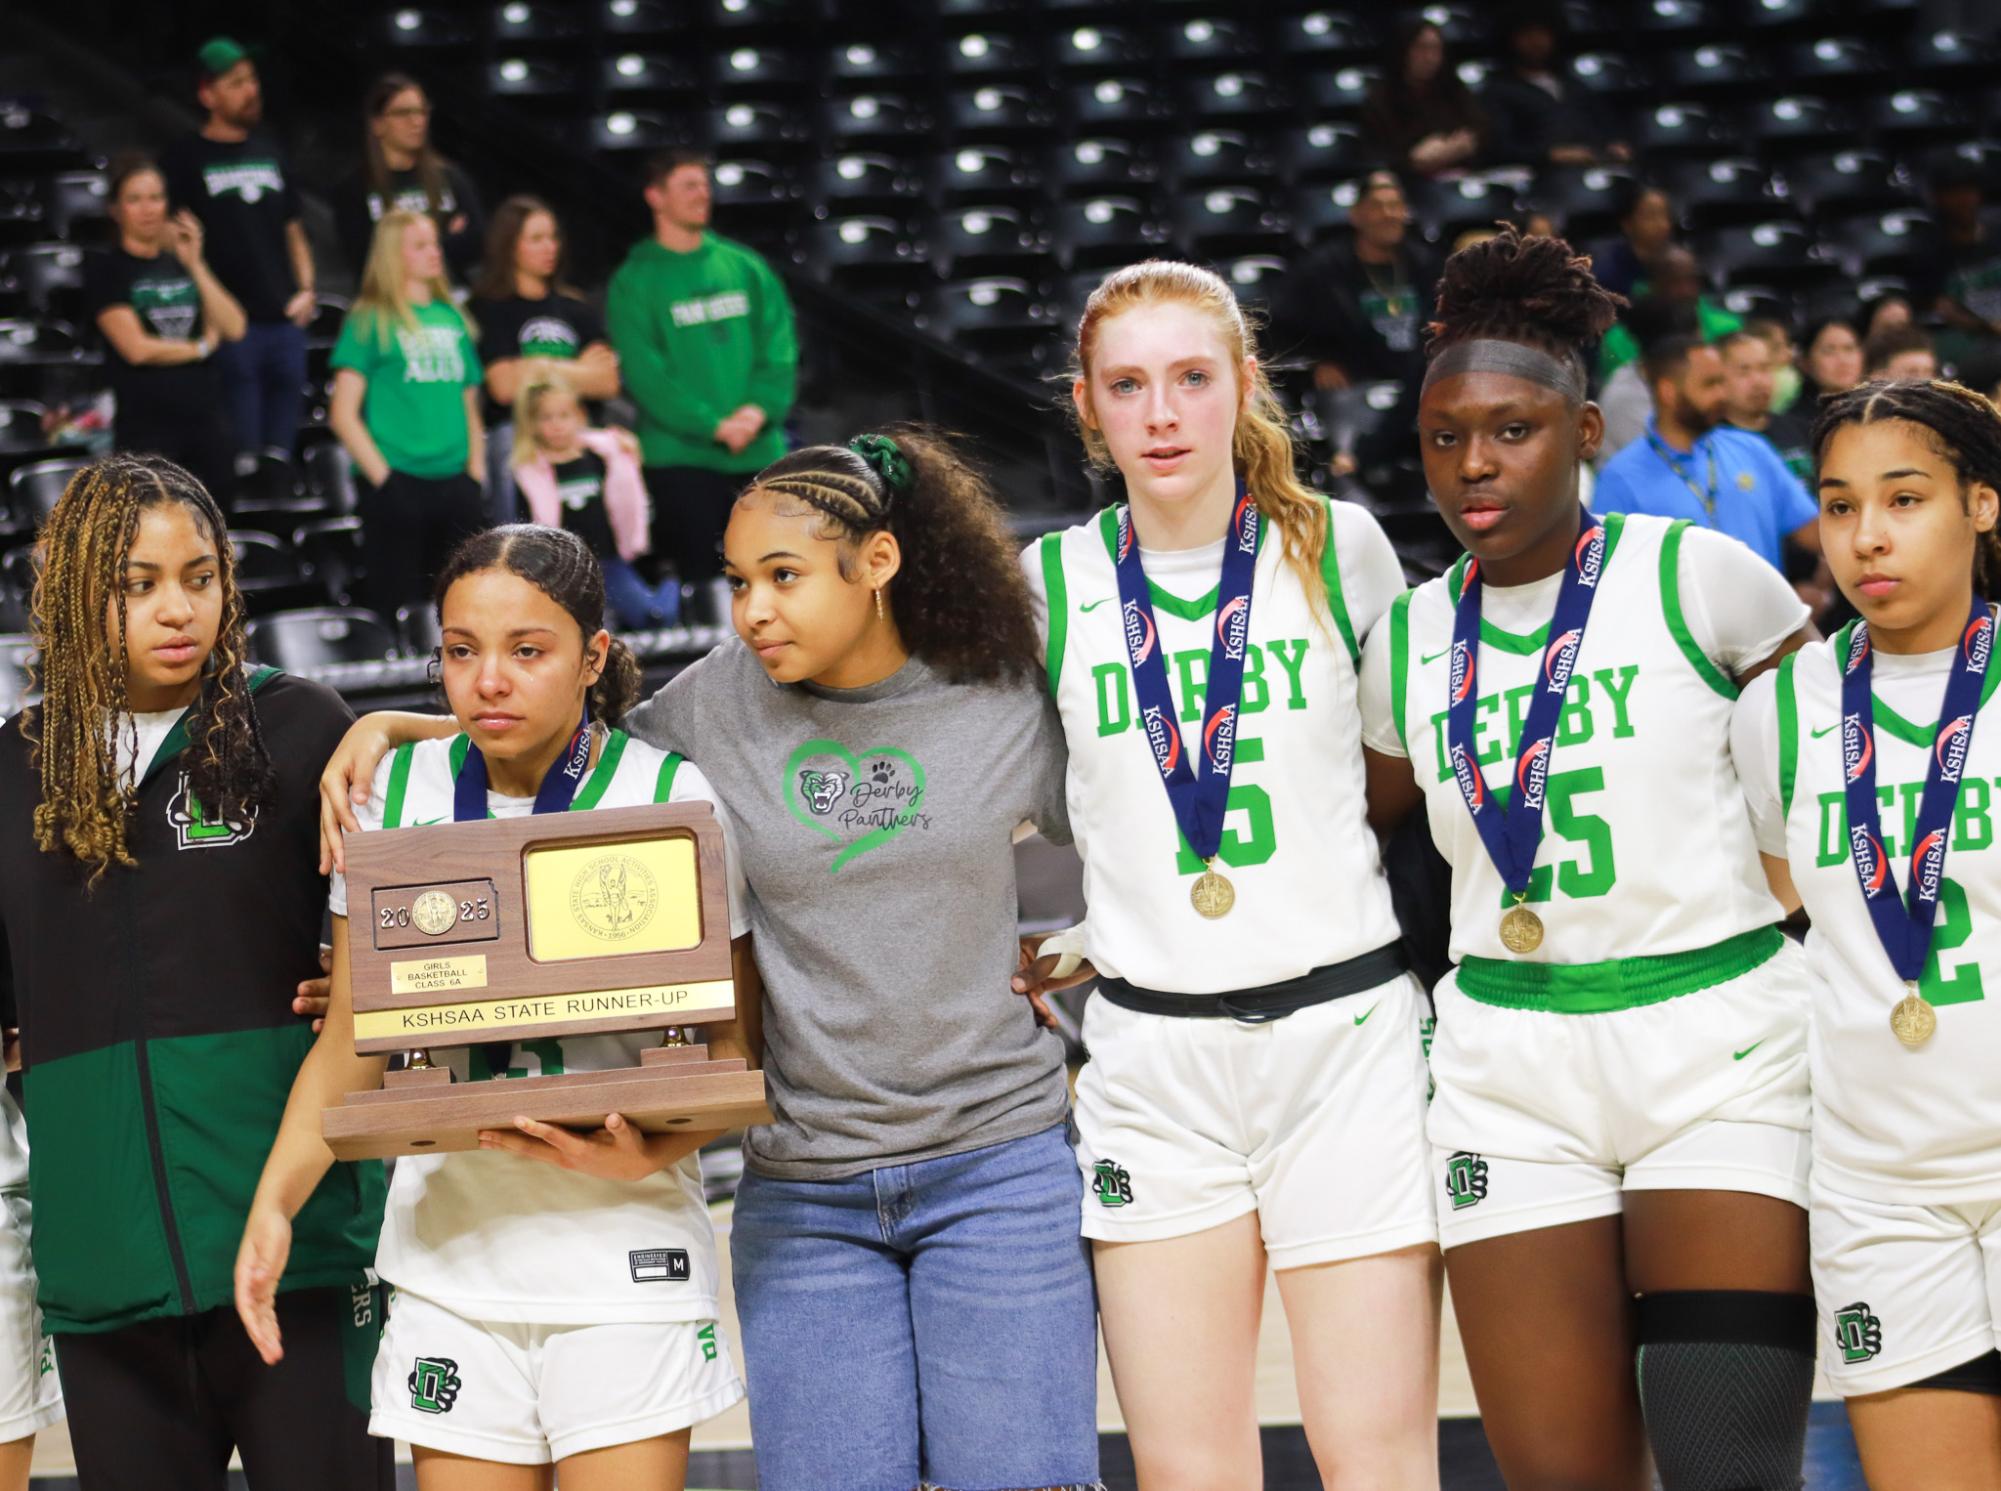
left=1354, top=1003, right=1380, bottom=1026
left=409, top=816, right=445, bottom=826
left=1420, top=648, right=1450, bottom=666
left=1810, top=725, right=1837, bottom=739
left=1733, top=1040, right=1765, bottom=1061
left=1079, top=598, right=1115, bottom=613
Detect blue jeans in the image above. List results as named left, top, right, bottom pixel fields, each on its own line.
left=602, top=555, right=680, bottom=629
left=730, top=1124, right=1100, bottom=1491
left=213, top=320, right=307, bottom=460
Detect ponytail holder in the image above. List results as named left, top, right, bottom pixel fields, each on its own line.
left=847, top=434, right=913, bottom=499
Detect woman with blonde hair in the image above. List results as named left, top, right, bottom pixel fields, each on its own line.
left=328, top=209, right=484, bottom=619
left=1016, top=258, right=1440, bottom=1488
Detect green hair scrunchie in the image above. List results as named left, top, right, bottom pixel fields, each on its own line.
left=847, top=433, right=914, bottom=498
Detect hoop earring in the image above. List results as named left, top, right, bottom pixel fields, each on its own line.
left=874, top=587, right=886, bottom=621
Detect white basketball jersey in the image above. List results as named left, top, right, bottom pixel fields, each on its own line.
left=329, top=729, right=745, bottom=1325
left=1024, top=498, right=1404, bottom=993
left=1368, top=514, right=1786, bottom=966
left=1744, top=627, right=2001, bottom=1202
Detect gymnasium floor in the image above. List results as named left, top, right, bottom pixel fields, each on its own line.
left=24, top=1200, right=1869, bottom=1487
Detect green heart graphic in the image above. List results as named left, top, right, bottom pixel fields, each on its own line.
left=784, top=738, right=927, bottom=873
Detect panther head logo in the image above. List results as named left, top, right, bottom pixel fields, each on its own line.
left=798, top=769, right=850, bottom=815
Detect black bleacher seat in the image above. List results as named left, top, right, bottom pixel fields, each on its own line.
left=815, top=153, right=924, bottom=215
left=705, top=101, right=808, bottom=156
left=1300, top=68, right=1378, bottom=122
left=828, top=42, right=926, bottom=89
left=1636, top=0, right=1716, bottom=37
left=294, top=517, right=365, bottom=608
left=1661, top=45, right=1763, bottom=97
left=491, top=1, right=579, bottom=45
left=1218, top=254, right=1289, bottom=313
left=601, top=52, right=700, bottom=100
left=228, top=530, right=307, bottom=592
left=1719, top=285, right=1795, bottom=326
left=1869, top=90, right=1976, bottom=150
left=1163, top=18, right=1260, bottom=70
left=823, top=92, right=929, bottom=149
left=1065, top=78, right=1168, bottom=136
left=1276, top=11, right=1376, bottom=66
left=245, top=608, right=399, bottom=671
left=6, top=243, right=86, bottom=322
left=1664, top=158, right=1784, bottom=232
left=1782, top=150, right=1916, bottom=221
left=1635, top=103, right=1726, bottom=159
left=603, top=0, right=689, bottom=39
left=1181, top=72, right=1288, bottom=127
left=924, top=278, right=1058, bottom=358
left=1783, top=37, right=1888, bottom=89
left=935, top=204, right=1049, bottom=278
left=1052, top=196, right=1169, bottom=271
left=709, top=159, right=794, bottom=232
left=1534, top=166, right=1637, bottom=243
left=805, top=215, right=931, bottom=294
left=0, top=111, right=88, bottom=174
left=944, top=31, right=1040, bottom=79
left=1164, top=132, right=1273, bottom=191
left=1696, top=220, right=1836, bottom=294
left=1171, top=186, right=1291, bottom=260
left=1276, top=124, right=1369, bottom=188
left=1566, top=51, right=1646, bottom=104
left=1742, top=0, right=1817, bottom=30
left=8, top=454, right=84, bottom=527
left=395, top=602, right=442, bottom=657
left=944, top=86, right=1056, bottom=142
left=1829, top=209, right=1934, bottom=281
left=590, top=111, right=684, bottom=156
left=933, top=146, right=1042, bottom=208
left=44, top=172, right=107, bottom=244
left=1748, top=95, right=1853, bottom=156
left=1292, top=179, right=1364, bottom=245
left=382, top=7, right=476, bottom=53
left=1906, top=29, right=1999, bottom=85
left=1408, top=176, right=1518, bottom=245
left=488, top=58, right=581, bottom=107
left=1047, top=138, right=1155, bottom=200
left=711, top=45, right=809, bottom=94
left=1054, top=25, right=1150, bottom=76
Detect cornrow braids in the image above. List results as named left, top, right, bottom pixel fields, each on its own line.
left=1811, top=378, right=2001, bottom=590
left=746, top=429, right=1043, bottom=684
left=1426, top=222, right=1626, bottom=370
left=22, top=454, right=272, bottom=877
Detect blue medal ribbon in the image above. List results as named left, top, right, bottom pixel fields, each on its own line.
left=1838, top=601, right=1992, bottom=982
left=1445, top=511, right=1608, bottom=902
left=1109, top=487, right=1260, bottom=870
left=452, top=705, right=592, bottom=824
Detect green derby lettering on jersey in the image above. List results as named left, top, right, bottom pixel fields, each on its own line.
left=784, top=739, right=930, bottom=873
left=1091, top=637, right=1313, bottom=736
left=1813, top=782, right=1993, bottom=1010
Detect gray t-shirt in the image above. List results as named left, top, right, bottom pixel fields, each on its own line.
left=624, top=639, right=1073, bottom=1179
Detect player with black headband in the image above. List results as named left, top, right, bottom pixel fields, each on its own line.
left=1358, top=227, right=1821, bottom=1490
left=1734, top=380, right=2001, bottom=1485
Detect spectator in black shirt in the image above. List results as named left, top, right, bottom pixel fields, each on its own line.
left=1480, top=3, right=1631, bottom=169
left=334, top=75, right=484, bottom=282
left=1271, top=169, right=1433, bottom=390
left=85, top=154, right=246, bottom=504
left=1361, top=20, right=1484, bottom=179
left=1588, top=181, right=1674, bottom=302
left=470, top=196, right=619, bottom=523
left=1914, top=157, right=2001, bottom=366
left=158, top=36, right=316, bottom=497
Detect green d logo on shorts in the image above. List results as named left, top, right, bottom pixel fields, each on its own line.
left=1091, top=1159, right=1133, bottom=1208
left=1444, top=1152, right=1489, bottom=1211
left=409, top=1356, right=462, bottom=1414
left=1834, top=1303, right=1883, bottom=1364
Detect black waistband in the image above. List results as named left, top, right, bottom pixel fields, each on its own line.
left=1094, top=943, right=1411, bottom=1023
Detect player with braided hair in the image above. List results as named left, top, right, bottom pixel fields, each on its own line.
left=0, top=454, right=389, bottom=1489
left=1359, top=226, right=1822, bottom=1489
left=315, top=430, right=1099, bottom=1491
left=1733, top=379, right=2001, bottom=1485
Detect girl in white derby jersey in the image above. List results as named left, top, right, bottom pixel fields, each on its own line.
left=1358, top=228, right=1823, bottom=1491
left=1017, top=258, right=1440, bottom=1489
left=1733, top=378, right=2001, bottom=1488
left=237, top=524, right=750, bottom=1491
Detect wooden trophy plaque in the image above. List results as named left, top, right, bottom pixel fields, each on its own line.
left=322, top=800, right=770, bottom=1160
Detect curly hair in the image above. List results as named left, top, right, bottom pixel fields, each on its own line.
left=1426, top=222, right=1625, bottom=367
left=432, top=524, right=642, bottom=726
left=22, top=454, right=272, bottom=877
left=1070, top=259, right=1331, bottom=618
left=747, top=428, right=1042, bottom=684
left=1810, top=378, right=2001, bottom=590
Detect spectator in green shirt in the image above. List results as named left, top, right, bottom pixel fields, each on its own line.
left=1596, top=244, right=1741, bottom=382
left=329, top=209, right=485, bottom=620
left=607, top=150, right=797, bottom=593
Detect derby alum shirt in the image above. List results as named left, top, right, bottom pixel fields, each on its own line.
left=329, top=729, right=747, bottom=1325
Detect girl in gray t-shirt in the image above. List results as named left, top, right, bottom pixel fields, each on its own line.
left=320, top=430, right=1100, bottom=1491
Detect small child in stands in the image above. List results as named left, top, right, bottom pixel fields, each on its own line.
left=512, top=373, right=678, bottom=629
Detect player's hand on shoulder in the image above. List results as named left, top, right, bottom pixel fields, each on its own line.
left=479, top=1111, right=714, bottom=1181
left=234, top=1204, right=294, bottom=1367
left=318, top=714, right=405, bottom=873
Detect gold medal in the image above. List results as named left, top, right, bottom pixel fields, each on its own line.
left=1891, top=987, right=1937, bottom=1048
left=1499, top=899, right=1544, bottom=955
left=1191, top=864, right=1236, bottom=920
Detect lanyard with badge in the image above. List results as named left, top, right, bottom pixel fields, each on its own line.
left=1443, top=512, right=1609, bottom=955
left=1109, top=487, right=1260, bottom=920
left=1837, top=604, right=1992, bottom=1048
left=1644, top=428, right=1720, bottom=521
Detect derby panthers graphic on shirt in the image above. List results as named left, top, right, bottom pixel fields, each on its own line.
left=518, top=315, right=583, bottom=359
left=1091, top=1158, right=1134, bottom=1208
left=128, top=272, right=200, bottom=341
left=408, top=1355, right=462, bottom=1414
left=1443, top=1151, right=1489, bottom=1210
left=784, top=739, right=929, bottom=873
left=166, top=770, right=257, bottom=850
left=1834, top=1302, right=1883, bottom=1365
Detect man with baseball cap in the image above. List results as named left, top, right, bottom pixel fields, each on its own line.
left=160, top=38, right=318, bottom=506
